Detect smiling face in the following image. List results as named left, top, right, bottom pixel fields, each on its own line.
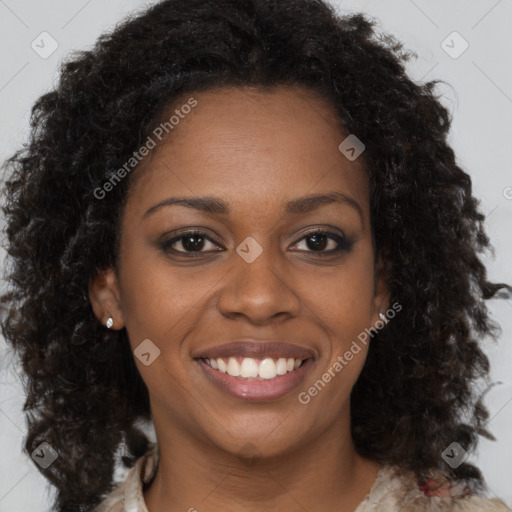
left=89, top=85, right=389, bottom=458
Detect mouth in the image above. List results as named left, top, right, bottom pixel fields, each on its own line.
left=202, top=355, right=307, bottom=379
left=193, top=341, right=315, bottom=402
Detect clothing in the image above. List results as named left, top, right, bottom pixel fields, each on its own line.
left=93, top=442, right=510, bottom=512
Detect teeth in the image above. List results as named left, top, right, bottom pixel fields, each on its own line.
left=259, top=358, right=277, bottom=379
left=207, top=356, right=304, bottom=379
left=276, top=358, right=288, bottom=375
left=217, top=358, right=228, bottom=373
left=240, top=357, right=259, bottom=378
left=226, top=358, right=241, bottom=377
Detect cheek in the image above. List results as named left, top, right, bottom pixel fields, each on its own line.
left=116, top=254, right=204, bottom=404
left=118, top=265, right=201, bottom=348
left=305, top=248, right=375, bottom=380
left=118, top=234, right=375, bottom=368
left=120, top=239, right=374, bottom=320
left=304, top=249, right=376, bottom=331
left=116, top=238, right=222, bottom=360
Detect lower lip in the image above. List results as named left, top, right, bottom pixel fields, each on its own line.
left=196, top=358, right=314, bottom=402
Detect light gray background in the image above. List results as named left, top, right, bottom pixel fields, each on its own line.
left=1, top=1, right=511, bottom=510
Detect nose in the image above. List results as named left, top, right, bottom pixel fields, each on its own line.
left=217, top=245, right=301, bottom=325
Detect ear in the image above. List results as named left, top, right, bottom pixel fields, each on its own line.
left=371, top=255, right=391, bottom=325
left=88, top=268, right=125, bottom=330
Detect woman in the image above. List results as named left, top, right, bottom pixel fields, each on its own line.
left=1, top=0, right=510, bottom=511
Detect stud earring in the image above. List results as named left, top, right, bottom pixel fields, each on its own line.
left=106, top=317, right=114, bottom=329
left=379, top=312, right=388, bottom=323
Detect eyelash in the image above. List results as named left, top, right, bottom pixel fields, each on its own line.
left=160, top=229, right=354, bottom=258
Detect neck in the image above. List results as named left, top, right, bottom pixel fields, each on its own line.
left=143, top=412, right=380, bottom=512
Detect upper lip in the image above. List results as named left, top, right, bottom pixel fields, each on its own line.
left=194, top=340, right=316, bottom=360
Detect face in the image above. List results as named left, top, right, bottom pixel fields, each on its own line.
left=89, top=85, right=389, bottom=458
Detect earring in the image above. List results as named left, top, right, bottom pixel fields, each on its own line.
left=106, top=317, right=114, bottom=329
left=379, top=312, right=388, bottom=323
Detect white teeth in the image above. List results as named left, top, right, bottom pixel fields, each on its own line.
left=276, top=358, right=288, bottom=375
left=240, top=357, right=259, bottom=378
left=259, top=358, right=277, bottom=379
left=217, top=358, right=227, bottom=373
left=207, top=356, right=306, bottom=379
left=226, top=357, right=241, bottom=376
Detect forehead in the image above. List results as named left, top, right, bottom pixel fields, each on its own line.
left=124, top=85, right=370, bottom=221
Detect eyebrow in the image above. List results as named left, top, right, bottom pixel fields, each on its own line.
left=143, top=191, right=364, bottom=222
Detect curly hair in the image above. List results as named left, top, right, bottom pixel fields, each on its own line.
left=1, top=0, right=510, bottom=510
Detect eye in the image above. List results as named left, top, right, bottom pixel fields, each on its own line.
left=290, top=229, right=354, bottom=255
left=160, top=230, right=221, bottom=256
left=160, top=228, right=354, bottom=258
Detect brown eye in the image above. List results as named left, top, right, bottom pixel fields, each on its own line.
left=160, top=228, right=354, bottom=259
left=291, top=230, right=354, bottom=255
left=160, top=230, right=221, bottom=255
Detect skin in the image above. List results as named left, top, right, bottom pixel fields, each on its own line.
left=89, top=85, right=390, bottom=512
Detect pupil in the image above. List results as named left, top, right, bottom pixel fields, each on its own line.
left=183, top=235, right=204, bottom=251
left=307, top=234, right=327, bottom=251
left=179, top=234, right=329, bottom=252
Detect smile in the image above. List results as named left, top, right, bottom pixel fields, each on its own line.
left=193, top=340, right=316, bottom=401
left=195, top=355, right=314, bottom=402
left=204, top=356, right=305, bottom=379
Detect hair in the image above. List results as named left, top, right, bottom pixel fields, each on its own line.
left=1, top=0, right=510, bottom=510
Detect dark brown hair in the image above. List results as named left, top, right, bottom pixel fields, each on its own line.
left=1, top=0, right=510, bottom=510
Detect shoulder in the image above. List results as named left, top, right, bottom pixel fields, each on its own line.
left=357, top=464, right=510, bottom=512
left=92, top=442, right=159, bottom=512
